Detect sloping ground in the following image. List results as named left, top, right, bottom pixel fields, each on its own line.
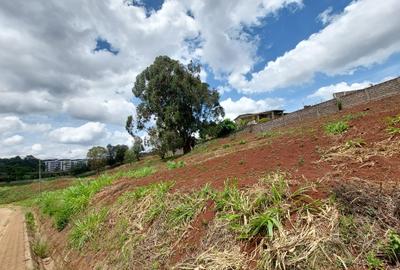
left=36, top=94, right=400, bottom=269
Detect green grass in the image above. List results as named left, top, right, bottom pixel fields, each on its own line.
left=25, top=212, right=36, bottom=233
left=32, top=239, right=49, bottom=259
left=120, top=166, right=156, bottom=178
left=166, top=161, right=185, bottom=170
left=366, top=252, right=384, bottom=270
left=324, top=120, right=349, bottom=135
left=238, top=140, right=247, bottom=145
left=241, top=208, right=281, bottom=239
left=222, top=144, right=231, bottom=149
left=0, top=179, right=73, bottom=205
left=342, top=112, right=367, bottom=121
left=38, top=174, right=114, bottom=230
left=69, top=208, right=108, bottom=250
left=386, top=114, right=400, bottom=135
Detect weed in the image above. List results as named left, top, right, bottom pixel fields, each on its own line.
left=366, top=252, right=384, bottom=270
left=38, top=174, right=113, bottom=230
left=298, top=156, right=305, bottom=166
left=386, top=231, right=400, bottom=263
left=240, top=208, right=281, bottom=240
left=386, top=114, right=400, bottom=135
left=32, top=239, right=49, bottom=258
left=343, top=112, right=367, bottom=121
left=121, top=166, right=156, bottom=178
left=259, top=131, right=278, bottom=138
left=239, top=140, right=247, bottom=145
left=166, top=160, right=185, bottom=170
left=324, top=120, right=349, bottom=135
left=25, top=212, right=35, bottom=233
left=344, top=138, right=365, bottom=149
left=222, top=144, right=231, bottom=149
left=238, top=160, right=245, bottom=165
left=69, top=208, right=108, bottom=250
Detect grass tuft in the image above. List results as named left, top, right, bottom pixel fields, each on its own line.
left=324, top=120, right=349, bottom=135
left=166, top=161, right=185, bottom=170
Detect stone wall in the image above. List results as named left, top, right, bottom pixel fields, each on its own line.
left=245, top=77, right=400, bottom=134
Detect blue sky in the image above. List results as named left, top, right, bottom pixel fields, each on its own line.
left=0, top=0, right=399, bottom=158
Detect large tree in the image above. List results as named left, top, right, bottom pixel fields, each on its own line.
left=126, top=56, right=224, bottom=156
left=87, top=146, right=107, bottom=173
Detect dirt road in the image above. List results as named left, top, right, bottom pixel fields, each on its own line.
left=0, top=208, right=30, bottom=270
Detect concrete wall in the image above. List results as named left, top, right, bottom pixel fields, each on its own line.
left=244, top=77, right=400, bottom=134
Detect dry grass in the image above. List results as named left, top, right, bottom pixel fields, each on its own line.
left=319, top=137, right=400, bottom=165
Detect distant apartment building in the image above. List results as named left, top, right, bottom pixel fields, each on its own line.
left=44, top=159, right=88, bottom=173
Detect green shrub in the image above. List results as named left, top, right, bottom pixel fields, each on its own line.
left=69, top=208, right=108, bottom=250
left=324, top=120, right=349, bottom=135
left=239, top=140, right=247, bottom=145
left=166, top=161, right=185, bottom=170
left=216, top=119, right=237, bottom=137
left=258, top=118, right=270, bottom=124
left=32, top=239, right=49, bottom=258
left=386, top=231, right=400, bottom=263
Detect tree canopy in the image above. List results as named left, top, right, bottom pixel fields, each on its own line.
left=126, top=56, right=224, bottom=157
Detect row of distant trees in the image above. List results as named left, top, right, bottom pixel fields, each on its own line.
left=86, top=139, right=144, bottom=173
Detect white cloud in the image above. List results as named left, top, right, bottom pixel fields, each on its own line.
left=49, top=122, right=106, bottom=145
left=232, top=0, right=400, bottom=93
left=3, top=135, right=24, bottom=145
left=317, top=7, right=336, bottom=25
left=31, top=144, right=42, bottom=152
left=221, top=96, right=285, bottom=120
left=0, top=116, right=51, bottom=134
left=308, top=81, right=372, bottom=101
left=186, top=0, right=303, bottom=77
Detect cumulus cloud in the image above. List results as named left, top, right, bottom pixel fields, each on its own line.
left=49, top=122, right=106, bottom=145
left=308, top=81, right=372, bottom=101
left=221, top=96, right=285, bottom=120
left=0, top=116, right=51, bottom=134
left=2, top=135, right=24, bottom=145
left=232, top=0, right=400, bottom=93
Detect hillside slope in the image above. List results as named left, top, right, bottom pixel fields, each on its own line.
left=34, top=94, right=400, bottom=269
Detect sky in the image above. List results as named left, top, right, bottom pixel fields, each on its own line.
left=0, top=0, right=399, bottom=159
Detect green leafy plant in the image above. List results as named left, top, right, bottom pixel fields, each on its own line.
left=222, top=144, right=231, bottom=149
left=366, top=252, right=384, bottom=270
left=386, top=231, right=400, bottom=263
left=69, top=208, right=108, bottom=250
left=238, top=140, right=247, bottom=145
left=343, top=112, right=367, bottom=121
left=241, top=208, right=281, bottom=240
left=324, top=120, right=349, bottom=135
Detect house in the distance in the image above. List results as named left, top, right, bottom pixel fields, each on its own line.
left=44, top=159, right=88, bottom=173
left=234, top=110, right=285, bottom=125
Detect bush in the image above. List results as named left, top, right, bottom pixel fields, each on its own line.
left=25, top=212, right=35, bottom=232
left=217, top=119, right=237, bottom=137
left=324, top=120, right=349, bottom=135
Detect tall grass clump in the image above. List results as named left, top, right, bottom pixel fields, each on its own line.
left=25, top=211, right=36, bottom=233
left=386, top=114, right=400, bottom=135
left=166, top=160, right=185, bottom=170
left=38, top=174, right=113, bottom=230
left=324, top=120, right=349, bottom=135
left=69, top=208, right=108, bottom=250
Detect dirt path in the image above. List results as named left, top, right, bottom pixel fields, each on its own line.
left=0, top=208, right=30, bottom=270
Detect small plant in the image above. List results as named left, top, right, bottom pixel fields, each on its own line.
left=324, top=120, right=349, bottom=135
left=238, top=160, right=245, bottom=165
left=222, top=144, right=231, bottom=149
left=122, top=166, right=156, bottom=178
left=337, top=99, right=343, bottom=111
left=258, top=118, right=270, bottom=124
left=386, top=231, right=400, bottom=263
left=32, top=239, right=49, bottom=258
left=25, top=212, right=35, bottom=233
left=344, top=138, right=365, bottom=149
left=366, top=252, right=384, bottom=270
left=343, top=112, right=367, bottom=121
left=386, top=114, right=400, bottom=135
left=166, top=160, right=185, bottom=170
left=69, top=208, right=108, bottom=250
left=240, top=208, right=281, bottom=240
left=297, top=156, right=305, bottom=166
left=239, top=140, right=247, bottom=145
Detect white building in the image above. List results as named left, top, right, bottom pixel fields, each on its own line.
left=44, top=159, right=88, bottom=173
